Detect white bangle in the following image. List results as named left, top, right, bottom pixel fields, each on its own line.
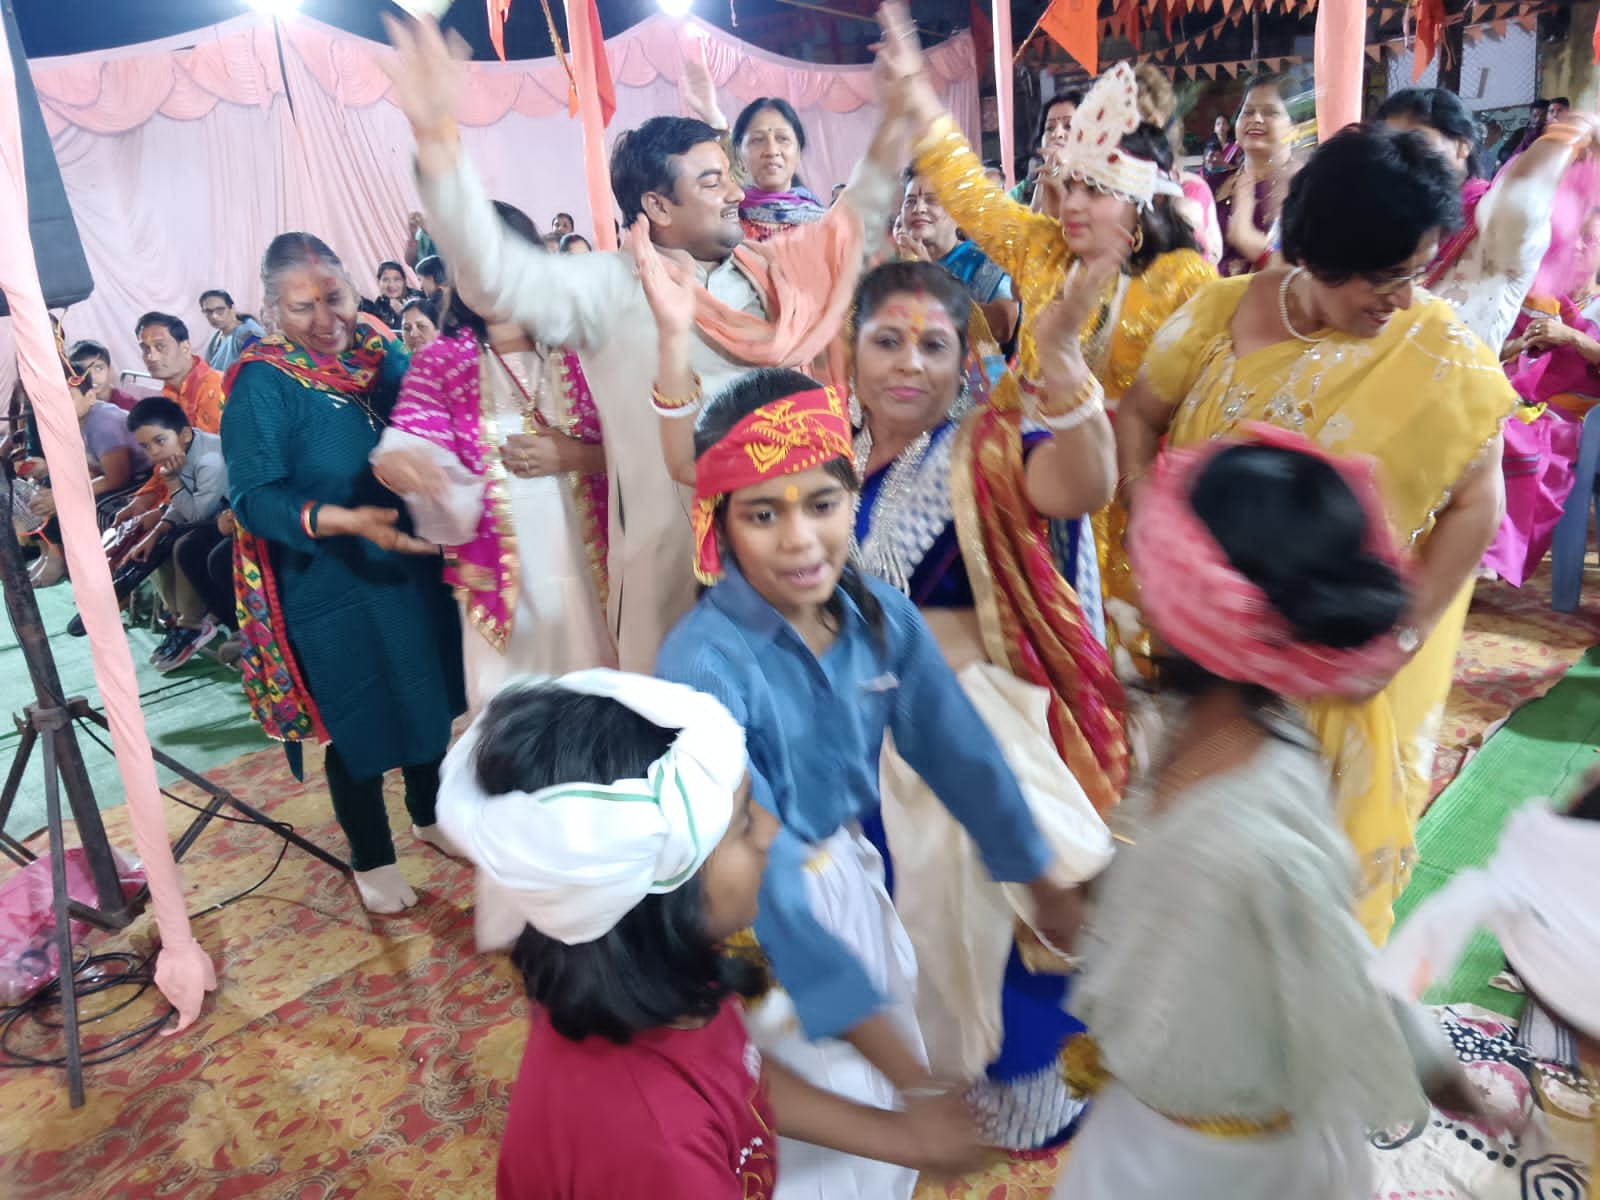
left=651, top=395, right=704, bottom=419
left=1036, top=394, right=1106, bottom=433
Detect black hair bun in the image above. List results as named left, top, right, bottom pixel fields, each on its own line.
left=1191, top=443, right=1409, bottom=651
left=1258, top=551, right=1406, bottom=650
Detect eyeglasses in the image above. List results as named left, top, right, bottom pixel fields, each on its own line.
left=1362, top=265, right=1429, bottom=296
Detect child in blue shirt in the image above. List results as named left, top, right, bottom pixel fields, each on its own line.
left=651, top=355, right=1084, bottom=1200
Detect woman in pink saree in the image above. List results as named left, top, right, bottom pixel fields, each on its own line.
left=373, top=206, right=615, bottom=708
left=1482, top=208, right=1600, bottom=587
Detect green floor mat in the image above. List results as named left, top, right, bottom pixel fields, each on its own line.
left=0, top=572, right=268, bottom=841
left=1393, top=645, right=1600, bottom=1014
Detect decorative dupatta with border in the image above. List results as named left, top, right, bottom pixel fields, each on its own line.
left=387, top=330, right=608, bottom=649
left=950, top=314, right=1129, bottom=815
left=222, top=327, right=396, bottom=749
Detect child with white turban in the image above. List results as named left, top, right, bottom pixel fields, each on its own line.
left=438, top=670, right=987, bottom=1200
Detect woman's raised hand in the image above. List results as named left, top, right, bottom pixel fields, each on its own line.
left=679, top=38, right=727, bottom=131
left=379, top=13, right=469, bottom=144
left=629, top=216, right=698, bottom=340
left=874, top=2, right=937, bottom=128
left=1033, top=226, right=1135, bottom=362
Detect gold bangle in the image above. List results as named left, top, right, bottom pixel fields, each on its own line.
left=650, top=373, right=703, bottom=416
left=1037, top=372, right=1104, bottom=420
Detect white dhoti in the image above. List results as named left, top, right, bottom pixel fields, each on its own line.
left=742, top=826, right=923, bottom=1200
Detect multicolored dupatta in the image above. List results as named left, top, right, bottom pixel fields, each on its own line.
left=387, top=331, right=609, bottom=648
left=222, top=326, right=395, bottom=750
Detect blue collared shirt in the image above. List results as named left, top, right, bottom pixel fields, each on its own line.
left=655, top=565, right=1050, bottom=1039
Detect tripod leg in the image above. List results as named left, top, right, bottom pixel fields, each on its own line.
left=75, top=707, right=351, bottom=876
left=0, top=724, right=39, bottom=866
left=40, top=734, right=86, bottom=1109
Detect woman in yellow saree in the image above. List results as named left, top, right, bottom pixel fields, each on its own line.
left=878, top=7, right=1214, bottom=677
left=1116, top=127, right=1516, bottom=945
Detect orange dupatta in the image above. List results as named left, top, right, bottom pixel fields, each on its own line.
left=692, top=200, right=866, bottom=389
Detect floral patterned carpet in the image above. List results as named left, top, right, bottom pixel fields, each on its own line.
left=0, top=566, right=1593, bottom=1200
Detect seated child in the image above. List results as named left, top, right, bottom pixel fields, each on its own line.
left=125, top=397, right=230, bottom=670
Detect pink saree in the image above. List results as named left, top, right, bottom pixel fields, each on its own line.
left=388, top=330, right=609, bottom=646
left=1482, top=298, right=1595, bottom=587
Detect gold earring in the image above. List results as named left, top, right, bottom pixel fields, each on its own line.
left=1130, top=224, right=1145, bottom=254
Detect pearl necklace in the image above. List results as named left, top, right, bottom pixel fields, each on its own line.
left=1277, top=268, right=1327, bottom=344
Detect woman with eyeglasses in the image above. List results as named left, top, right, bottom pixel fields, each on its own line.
left=1114, top=126, right=1518, bottom=948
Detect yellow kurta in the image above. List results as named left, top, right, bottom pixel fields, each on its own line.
left=913, top=113, right=1216, bottom=675
left=1138, top=275, right=1517, bottom=944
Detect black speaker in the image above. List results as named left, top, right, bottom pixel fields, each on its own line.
left=0, top=0, right=93, bottom=316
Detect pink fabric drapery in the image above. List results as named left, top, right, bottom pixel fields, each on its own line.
left=1314, top=0, right=1364, bottom=140
left=5, top=12, right=978, bottom=395
left=0, top=18, right=214, bottom=1028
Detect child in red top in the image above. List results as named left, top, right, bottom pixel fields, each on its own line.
left=437, top=670, right=985, bottom=1200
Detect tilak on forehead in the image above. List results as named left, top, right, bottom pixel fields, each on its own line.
left=691, top=385, right=853, bottom=584
left=864, top=292, right=958, bottom=339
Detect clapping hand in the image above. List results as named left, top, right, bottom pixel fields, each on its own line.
left=630, top=216, right=699, bottom=340
left=1033, top=226, right=1135, bottom=370
left=502, top=431, right=576, bottom=478
left=323, top=504, right=439, bottom=555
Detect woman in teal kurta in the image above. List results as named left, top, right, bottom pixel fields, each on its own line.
left=222, top=231, right=465, bottom=914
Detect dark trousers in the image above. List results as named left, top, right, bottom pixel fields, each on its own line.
left=173, top=524, right=234, bottom=628
left=323, top=744, right=444, bottom=872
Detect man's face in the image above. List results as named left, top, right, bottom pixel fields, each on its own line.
left=645, top=140, right=746, bottom=263
left=138, top=325, right=190, bottom=382
left=1549, top=101, right=1570, bottom=123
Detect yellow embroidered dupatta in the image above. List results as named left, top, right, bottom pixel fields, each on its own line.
left=1138, top=276, right=1517, bottom=943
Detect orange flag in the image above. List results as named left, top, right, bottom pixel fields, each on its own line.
left=487, top=0, right=511, bottom=62
left=1040, top=0, right=1099, bottom=75
left=566, top=0, right=616, bottom=126
left=1411, top=0, right=1446, bottom=81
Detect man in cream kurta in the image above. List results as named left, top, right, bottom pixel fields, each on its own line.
left=415, top=129, right=898, bottom=672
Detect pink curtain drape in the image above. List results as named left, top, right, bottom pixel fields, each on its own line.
left=1, top=13, right=979, bottom=389
left=1314, top=0, right=1364, bottom=140
left=0, top=14, right=214, bottom=1028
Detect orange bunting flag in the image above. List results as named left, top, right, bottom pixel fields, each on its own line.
left=487, top=0, right=511, bottom=62
left=566, top=0, right=616, bottom=127
left=1039, top=0, right=1100, bottom=75
left=1594, top=7, right=1599, bottom=64
left=1411, top=0, right=1446, bottom=80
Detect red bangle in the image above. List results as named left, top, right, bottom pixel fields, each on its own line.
left=300, top=501, right=319, bottom=540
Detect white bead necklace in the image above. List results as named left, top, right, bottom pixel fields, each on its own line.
left=1277, top=268, right=1327, bottom=344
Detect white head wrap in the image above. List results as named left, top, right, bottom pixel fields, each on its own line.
left=437, top=669, right=748, bottom=950
left=1372, top=804, right=1600, bottom=1038
left=1060, top=62, right=1184, bottom=210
